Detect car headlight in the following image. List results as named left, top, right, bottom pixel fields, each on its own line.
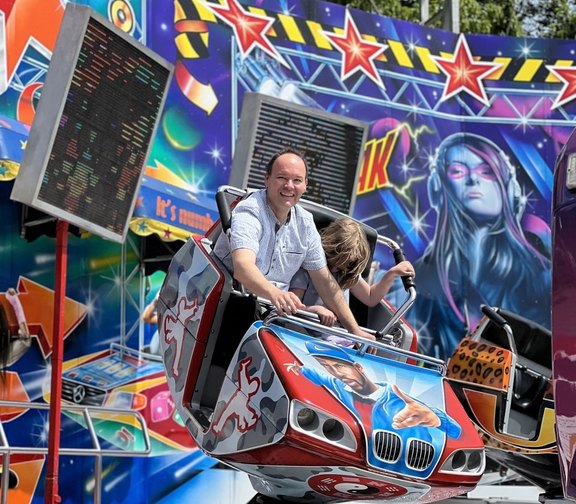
left=440, top=449, right=485, bottom=474
left=290, top=400, right=357, bottom=452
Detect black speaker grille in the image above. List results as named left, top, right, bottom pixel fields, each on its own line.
left=245, top=101, right=365, bottom=214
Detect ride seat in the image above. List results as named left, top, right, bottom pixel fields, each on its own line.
left=193, top=251, right=260, bottom=412
left=479, top=308, right=552, bottom=422
left=480, top=308, right=551, bottom=377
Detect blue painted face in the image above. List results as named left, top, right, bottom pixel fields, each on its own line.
left=445, top=145, right=503, bottom=220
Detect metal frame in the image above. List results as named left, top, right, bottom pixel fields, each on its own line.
left=0, top=400, right=151, bottom=504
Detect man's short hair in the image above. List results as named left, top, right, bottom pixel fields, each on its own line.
left=305, top=340, right=355, bottom=364
left=265, top=147, right=309, bottom=177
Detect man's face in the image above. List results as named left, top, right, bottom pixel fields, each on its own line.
left=315, top=356, right=369, bottom=394
left=264, top=153, right=307, bottom=219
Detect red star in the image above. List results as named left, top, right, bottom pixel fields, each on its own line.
left=432, top=34, right=501, bottom=106
left=323, top=10, right=386, bottom=88
left=547, top=65, right=576, bottom=109
left=207, top=0, right=287, bottom=67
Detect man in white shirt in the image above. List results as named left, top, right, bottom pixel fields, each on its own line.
left=214, top=148, right=374, bottom=342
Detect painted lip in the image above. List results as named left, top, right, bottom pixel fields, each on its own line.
left=465, top=191, right=484, bottom=199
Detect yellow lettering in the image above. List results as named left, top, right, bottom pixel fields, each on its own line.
left=357, top=128, right=401, bottom=194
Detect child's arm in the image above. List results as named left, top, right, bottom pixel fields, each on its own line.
left=143, top=294, right=159, bottom=325
left=350, top=261, right=415, bottom=307
left=305, top=305, right=337, bottom=326
left=289, top=287, right=337, bottom=326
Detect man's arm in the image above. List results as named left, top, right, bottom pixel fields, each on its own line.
left=308, top=267, right=374, bottom=341
left=389, top=384, right=462, bottom=438
left=231, top=249, right=304, bottom=315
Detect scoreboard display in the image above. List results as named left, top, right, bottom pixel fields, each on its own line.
left=11, top=4, right=173, bottom=243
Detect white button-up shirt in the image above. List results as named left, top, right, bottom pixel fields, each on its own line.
left=213, top=189, right=326, bottom=291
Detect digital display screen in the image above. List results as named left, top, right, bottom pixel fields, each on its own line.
left=36, top=17, right=170, bottom=236
left=10, top=4, right=173, bottom=242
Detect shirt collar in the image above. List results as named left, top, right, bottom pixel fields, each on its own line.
left=263, top=189, right=293, bottom=227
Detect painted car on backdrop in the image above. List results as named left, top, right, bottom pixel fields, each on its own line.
left=44, top=344, right=197, bottom=454
left=156, top=187, right=486, bottom=503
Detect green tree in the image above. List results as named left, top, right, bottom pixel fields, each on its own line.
left=330, top=0, right=576, bottom=38
left=519, top=0, right=576, bottom=39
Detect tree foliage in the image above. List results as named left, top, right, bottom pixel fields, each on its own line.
left=331, top=0, right=576, bottom=38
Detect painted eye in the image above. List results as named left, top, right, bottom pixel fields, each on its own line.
left=447, top=163, right=466, bottom=179
left=477, top=166, right=497, bottom=180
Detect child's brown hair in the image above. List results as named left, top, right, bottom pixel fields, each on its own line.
left=320, top=218, right=370, bottom=291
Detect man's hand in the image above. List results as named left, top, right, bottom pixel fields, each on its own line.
left=268, top=288, right=305, bottom=316
left=352, top=329, right=376, bottom=341
left=350, top=329, right=377, bottom=354
left=391, top=384, right=441, bottom=429
left=307, top=305, right=337, bottom=326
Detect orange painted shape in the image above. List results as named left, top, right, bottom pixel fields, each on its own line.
left=5, top=277, right=88, bottom=358
left=464, top=388, right=556, bottom=451
left=0, top=371, right=29, bottom=421
left=1, top=457, right=45, bottom=504
left=16, top=81, right=42, bottom=125
left=357, top=131, right=399, bottom=194
left=2, top=0, right=65, bottom=91
left=144, top=160, right=193, bottom=190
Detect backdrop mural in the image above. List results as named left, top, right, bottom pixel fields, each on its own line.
left=0, top=0, right=567, bottom=501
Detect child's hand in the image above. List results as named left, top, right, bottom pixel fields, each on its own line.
left=307, top=305, right=337, bottom=326
left=390, top=261, right=415, bottom=278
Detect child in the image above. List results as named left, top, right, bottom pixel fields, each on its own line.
left=0, top=288, right=31, bottom=372
left=143, top=291, right=160, bottom=354
left=290, top=218, right=414, bottom=345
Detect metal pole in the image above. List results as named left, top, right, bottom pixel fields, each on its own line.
left=45, top=219, right=69, bottom=504
left=420, top=0, right=430, bottom=23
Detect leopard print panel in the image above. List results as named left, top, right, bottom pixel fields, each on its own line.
left=447, top=338, right=512, bottom=391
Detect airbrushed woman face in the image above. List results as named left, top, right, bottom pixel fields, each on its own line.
left=445, top=144, right=503, bottom=220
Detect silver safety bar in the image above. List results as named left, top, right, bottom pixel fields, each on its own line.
left=375, top=235, right=417, bottom=336
left=0, top=400, right=151, bottom=504
left=253, top=292, right=446, bottom=373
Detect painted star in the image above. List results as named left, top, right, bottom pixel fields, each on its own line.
left=323, top=10, right=387, bottom=88
left=431, top=34, right=501, bottom=106
left=546, top=65, right=576, bottom=109
left=206, top=0, right=288, bottom=67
